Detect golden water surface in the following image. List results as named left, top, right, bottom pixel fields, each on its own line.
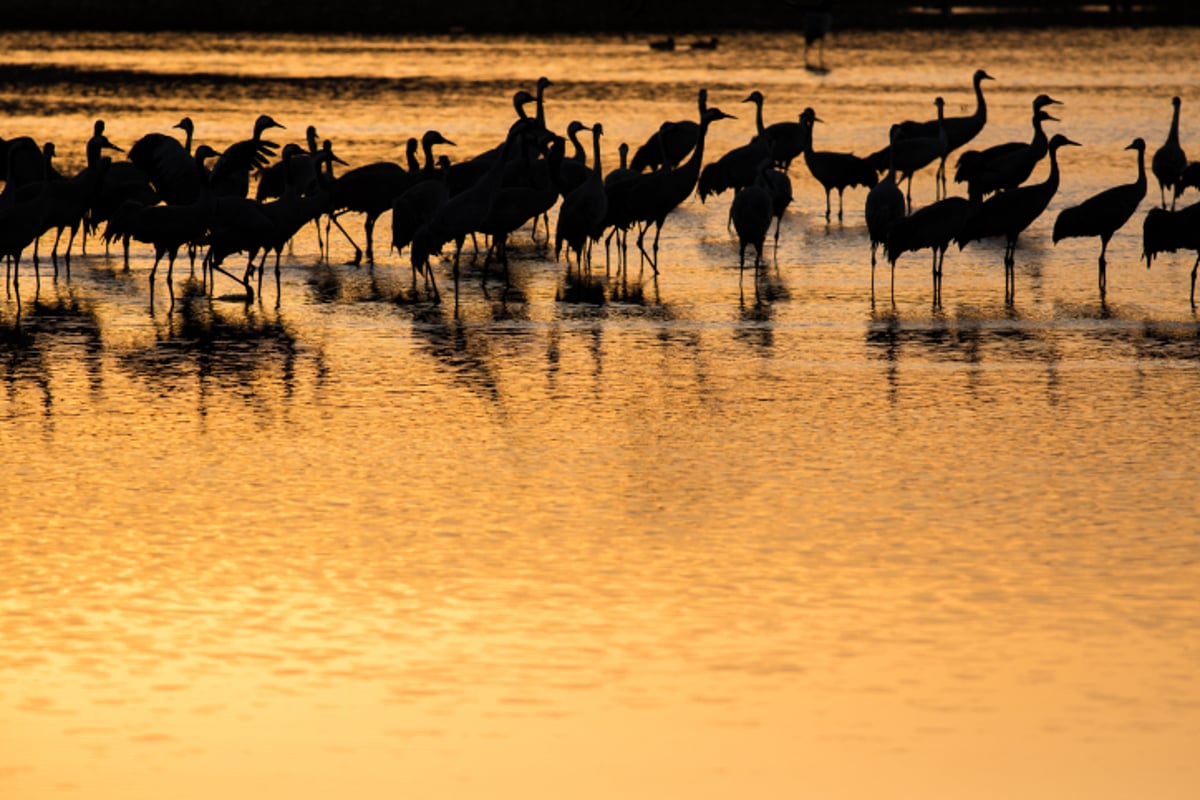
left=1, top=26, right=1199, bottom=799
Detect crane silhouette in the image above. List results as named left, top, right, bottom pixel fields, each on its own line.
left=1143, top=200, right=1200, bottom=305
left=1151, top=96, right=1187, bottom=210
left=955, top=94, right=1061, bottom=201
left=698, top=91, right=775, bottom=204
left=556, top=123, right=608, bottom=271
left=631, top=89, right=708, bottom=172
left=210, top=113, right=285, bottom=198
left=731, top=161, right=775, bottom=273
left=870, top=69, right=994, bottom=197
left=623, top=105, right=735, bottom=272
left=886, top=195, right=975, bottom=306
left=883, top=96, right=947, bottom=209
left=865, top=125, right=907, bottom=294
left=39, top=125, right=122, bottom=275
left=1052, top=138, right=1146, bottom=300
left=799, top=108, right=878, bottom=221
left=103, top=145, right=222, bottom=306
left=958, top=133, right=1080, bottom=303
left=0, top=139, right=54, bottom=305
left=326, top=130, right=454, bottom=266
left=128, top=117, right=204, bottom=205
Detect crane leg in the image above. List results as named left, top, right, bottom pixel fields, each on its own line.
left=837, top=189, right=845, bottom=221
left=1191, top=255, right=1198, bottom=307
left=824, top=190, right=831, bottom=221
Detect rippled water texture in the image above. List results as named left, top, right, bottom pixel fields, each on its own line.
left=2, top=27, right=1199, bottom=800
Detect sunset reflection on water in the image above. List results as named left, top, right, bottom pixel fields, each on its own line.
left=2, top=25, right=1199, bottom=800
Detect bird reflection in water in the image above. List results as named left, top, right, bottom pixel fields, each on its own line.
left=407, top=303, right=503, bottom=408
left=0, top=288, right=104, bottom=421
left=120, top=287, right=303, bottom=419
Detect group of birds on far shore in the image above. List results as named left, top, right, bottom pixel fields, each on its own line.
left=1, top=70, right=1199, bottom=312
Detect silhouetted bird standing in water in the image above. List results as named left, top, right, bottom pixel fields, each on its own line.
left=1151, top=96, right=1187, bottom=210
left=957, top=133, right=1080, bottom=304
left=793, top=0, right=833, bottom=72
left=799, top=108, right=878, bottom=221
left=1143, top=200, right=1200, bottom=305
left=954, top=94, right=1061, bottom=201
left=870, top=69, right=994, bottom=198
left=886, top=196, right=974, bottom=306
left=622, top=104, right=736, bottom=272
left=649, top=36, right=675, bottom=52
left=1052, top=138, right=1146, bottom=300
left=865, top=125, right=907, bottom=294
left=731, top=161, right=775, bottom=274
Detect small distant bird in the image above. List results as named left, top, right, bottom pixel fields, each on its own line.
left=649, top=36, right=676, bottom=52
left=1052, top=138, right=1146, bottom=300
left=1151, top=96, right=1187, bottom=210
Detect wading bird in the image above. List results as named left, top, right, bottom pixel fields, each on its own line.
left=1151, top=96, right=1187, bottom=210
left=799, top=108, right=878, bottom=221
left=958, top=133, right=1080, bottom=303
left=1052, top=138, right=1146, bottom=299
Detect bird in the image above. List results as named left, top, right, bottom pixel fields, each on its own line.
left=730, top=161, right=775, bottom=273
left=39, top=124, right=122, bottom=274
left=411, top=128, right=521, bottom=296
left=955, top=95, right=1061, bottom=201
left=0, top=138, right=54, bottom=302
left=649, top=36, right=676, bottom=52
left=697, top=92, right=774, bottom=203
left=617, top=104, right=736, bottom=272
left=886, top=195, right=975, bottom=306
left=799, top=0, right=834, bottom=72
left=957, top=133, right=1081, bottom=303
left=865, top=125, right=908, bottom=292
left=127, top=117, right=204, bottom=205
left=1052, top=138, right=1146, bottom=299
left=555, top=123, right=608, bottom=271
left=631, top=89, right=708, bottom=172
left=103, top=146, right=221, bottom=304
left=325, top=130, right=454, bottom=265
left=209, top=113, right=285, bottom=198
left=1151, top=96, right=1187, bottom=210
left=799, top=108, right=879, bottom=221
left=254, top=145, right=345, bottom=299
left=885, top=97, right=948, bottom=210
left=759, top=108, right=815, bottom=173
left=870, top=69, right=994, bottom=196
left=256, top=124, right=321, bottom=202
left=1143, top=200, right=1200, bottom=305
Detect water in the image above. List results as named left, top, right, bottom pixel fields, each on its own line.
left=2, top=26, right=1199, bottom=800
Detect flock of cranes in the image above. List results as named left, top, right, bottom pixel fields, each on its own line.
left=1, top=71, right=1199, bottom=311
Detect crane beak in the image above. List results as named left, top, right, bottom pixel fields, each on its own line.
left=102, top=136, right=124, bottom=153
left=1044, top=113, right=1060, bottom=123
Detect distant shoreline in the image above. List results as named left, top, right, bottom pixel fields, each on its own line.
left=3, top=2, right=1198, bottom=35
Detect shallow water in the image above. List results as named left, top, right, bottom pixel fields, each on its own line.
left=2, top=26, right=1199, bottom=800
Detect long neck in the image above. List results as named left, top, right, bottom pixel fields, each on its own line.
left=422, top=139, right=436, bottom=172
left=1031, top=115, right=1049, bottom=153
left=682, top=118, right=712, bottom=179
left=1168, top=103, right=1182, bottom=144
left=972, top=75, right=987, bottom=125
left=570, top=129, right=586, bottom=164
left=1135, top=147, right=1147, bottom=191
left=535, top=86, right=547, bottom=130
left=1044, top=145, right=1062, bottom=193
left=754, top=98, right=765, bottom=137
left=590, top=130, right=603, bottom=178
